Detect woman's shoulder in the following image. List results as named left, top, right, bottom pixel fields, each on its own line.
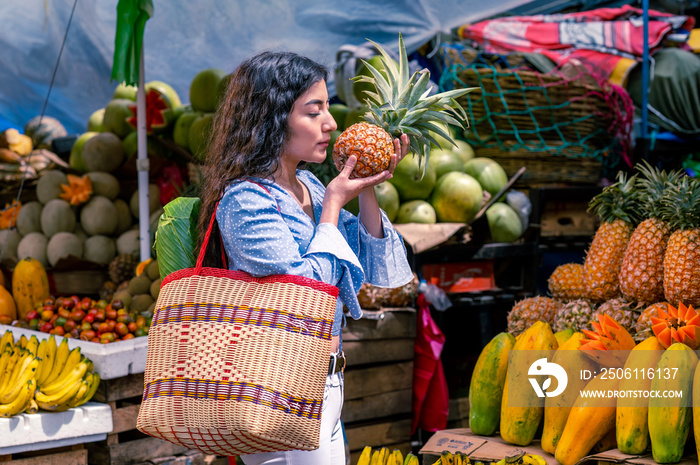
left=220, top=178, right=279, bottom=209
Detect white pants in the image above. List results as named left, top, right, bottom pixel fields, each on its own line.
left=240, top=371, right=345, bottom=465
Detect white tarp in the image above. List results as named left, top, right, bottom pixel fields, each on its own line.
left=0, top=0, right=533, bottom=134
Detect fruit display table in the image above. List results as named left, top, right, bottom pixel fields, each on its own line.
left=0, top=324, right=148, bottom=379
left=0, top=402, right=113, bottom=455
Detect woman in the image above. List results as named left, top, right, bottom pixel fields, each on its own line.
left=197, top=50, right=413, bottom=464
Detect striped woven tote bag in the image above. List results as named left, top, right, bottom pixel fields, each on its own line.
left=136, top=201, right=338, bottom=456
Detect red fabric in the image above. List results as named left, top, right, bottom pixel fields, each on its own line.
left=411, top=294, right=449, bottom=434
left=459, top=4, right=695, bottom=80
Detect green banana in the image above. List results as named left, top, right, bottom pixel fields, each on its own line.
left=42, top=337, right=69, bottom=386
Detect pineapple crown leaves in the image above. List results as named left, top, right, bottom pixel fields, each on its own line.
left=635, top=160, right=684, bottom=219
left=352, top=33, right=479, bottom=174
left=588, top=171, right=643, bottom=226
left=658, top=174, right=700, bottom=231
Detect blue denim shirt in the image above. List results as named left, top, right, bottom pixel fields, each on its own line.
left=216, top=169, right=413, bottom=335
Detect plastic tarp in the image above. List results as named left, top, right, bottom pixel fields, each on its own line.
left=0, top=0, right=534, bottom=135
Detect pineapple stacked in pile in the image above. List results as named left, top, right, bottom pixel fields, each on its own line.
left=507, top=162, right=700, bottom=339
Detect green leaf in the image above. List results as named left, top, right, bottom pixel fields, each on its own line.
left=154, top=196, right=201, bottom=279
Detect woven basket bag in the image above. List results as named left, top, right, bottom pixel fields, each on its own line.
left=136, top=201, right=338, bottom=456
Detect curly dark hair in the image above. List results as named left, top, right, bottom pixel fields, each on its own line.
left=196, top=51, right=329, bottom=267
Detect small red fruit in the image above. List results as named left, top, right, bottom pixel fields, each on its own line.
left=115, top=322, right=129, bottom=337
left=70, top=309, right=86, bottom=322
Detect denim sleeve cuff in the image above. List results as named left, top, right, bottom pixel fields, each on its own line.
left=358, top=213, right=414, bottom=288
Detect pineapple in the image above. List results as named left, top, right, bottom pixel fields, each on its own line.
left=108, top=253, right=139, bottom=285
left=506, top=296, right=560, bottom=336
left=635, top=301, right=669, bottom=341
left=552, top=299, right=598, bottom=333
left=583, top=172, right=641, bottom=302
left=595, top=297, right=643, bottom=337
left=332, top=34, right=478, bottom=178
left=659, top=175, right=700, bottom=307
left=619, top=161, right=682, bottom=304
left=548, top=263, right=586, bottom=301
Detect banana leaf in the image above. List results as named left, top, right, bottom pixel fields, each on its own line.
left=154, top=196, right=200, bottom=280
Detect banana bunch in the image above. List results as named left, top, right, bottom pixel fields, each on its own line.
left=495, top=452, right=547, bottom=465
left=431, top=450, right=471, bottom=465
left=357, top=446, right=418, bottom=465
left=34, top=334, right=100, bottom=412
left=0, top=331, right=39, bottom=417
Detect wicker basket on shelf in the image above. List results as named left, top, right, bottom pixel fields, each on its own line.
left=440, top=45, right=634, bottom=183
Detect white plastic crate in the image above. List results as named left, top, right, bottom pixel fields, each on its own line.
left=0, top=324, right=148, bottom=379
left=0, top=401, right=113, bottom=454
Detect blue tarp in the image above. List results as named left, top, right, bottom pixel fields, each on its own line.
left=0, top=0, right=534, bottom=135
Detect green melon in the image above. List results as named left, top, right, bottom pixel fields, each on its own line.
left=46, top=232, right=83, bottom=267
left=129, top=184, right=162, bottom=219
left=17, top=232, right=49, bottom=268
left=172, top=110, right=203, bottom=149
left=82, top=132, right=125, bottom=173
left=36, top=170, right=68, bottom=205
left=113, top=199, right=133, bottom=235
left=87, top=108, right=106, bottom=132
left=116, top=229, right=141, bottom=256
left=103, top=99, right=136, bottom=138
left=80, top=196, right=118, bottom=236
left=40, top=199, right=76, bottom=238
left=190, top=68, right=227, bottom=113
left=15, top=201, right=43, bottom=235
left=86, top=172, right=120, bottom=200
left=68, top=132, right=98, bottom=173
left=73, top=223, right=88, bottom=243
left=0, top=229, right=21, bottom=262
left=188, top=113, right=214, bottom=161
left=113, top=83, right=138, bottom=101
left=83, top=235, right=117, bottom=265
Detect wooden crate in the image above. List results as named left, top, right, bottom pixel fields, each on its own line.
left=0, top=444, right=87, bottom=464
left=446, top=397, right=470, bottom=429
left=540, top=200, right=598, bottom=237
left=85, top=373, right=193, bottom=465
left=342, top=308, right=417, bottom=461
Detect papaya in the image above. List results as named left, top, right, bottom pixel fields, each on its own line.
left=554, top=328, right=575, bottom=347
left=693, top=355, right=700, bottom=462
left=468, top=332, right=515, bottom=435
left=555, top=373, right=620, bottom=465
left=541, top=332, right=598, bottom=455
left=648, top=343, right=698, bottom=463
left=500, top=321, right=557, bottom=446
left=11, top=257, right=50, bottom=321
left=616, top=336, right=665, bottom=454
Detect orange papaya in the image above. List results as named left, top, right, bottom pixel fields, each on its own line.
left=541, top=331, right=598, bottom=455
left=555, top=373, right=620, bottom=465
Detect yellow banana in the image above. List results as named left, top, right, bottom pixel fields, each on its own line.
left=441, top=451, right=454, bottom=465
left=407, top=454, right=421, bottom=465
left=0, top=330, right=13, bottom=350
left=36, top=375, right=83, bottom=412
left=431, top=458, right=442, bottom=465
left=392, top=450, right=403, bottom=465
left=24, top=398, right=39, bottom=414
left=0, top=379, right=36, bottom=418
left=17, top=334, right=27, bottom=349
left=74, top=372, right=100, bottom=407
left=357, top=446, right=372, bottom=465
left=41, top=358, right=89, bottom=396
left=0, top=349, right=30, bottom=401
left=43, top=337, right=69, bottom=386
left=67, top=373, right=92, bottom=408
left=0, top=344, right=13, bottom=383
left=380, top=447, right=388, bottom=465
left=40, top=349, right=83, bottom=395
left=522, top=455, right=546, bottom=465
left=453, top=453, right=462, bottom=465
left=25, top=335, right=39, bottom=357
left=0, top=357, right=39, bottom=404
left=0, top=347, right=19, bottom=397
left=37, top=335, right=57, bottom=386
left=370, top=450, right=380, bottom=465
left=34, top=338, right=47, bottom=383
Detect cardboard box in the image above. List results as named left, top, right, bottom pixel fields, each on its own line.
left=421, top=261, right=495, bottom=293
left=419, top=429, right=698, bottom=465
